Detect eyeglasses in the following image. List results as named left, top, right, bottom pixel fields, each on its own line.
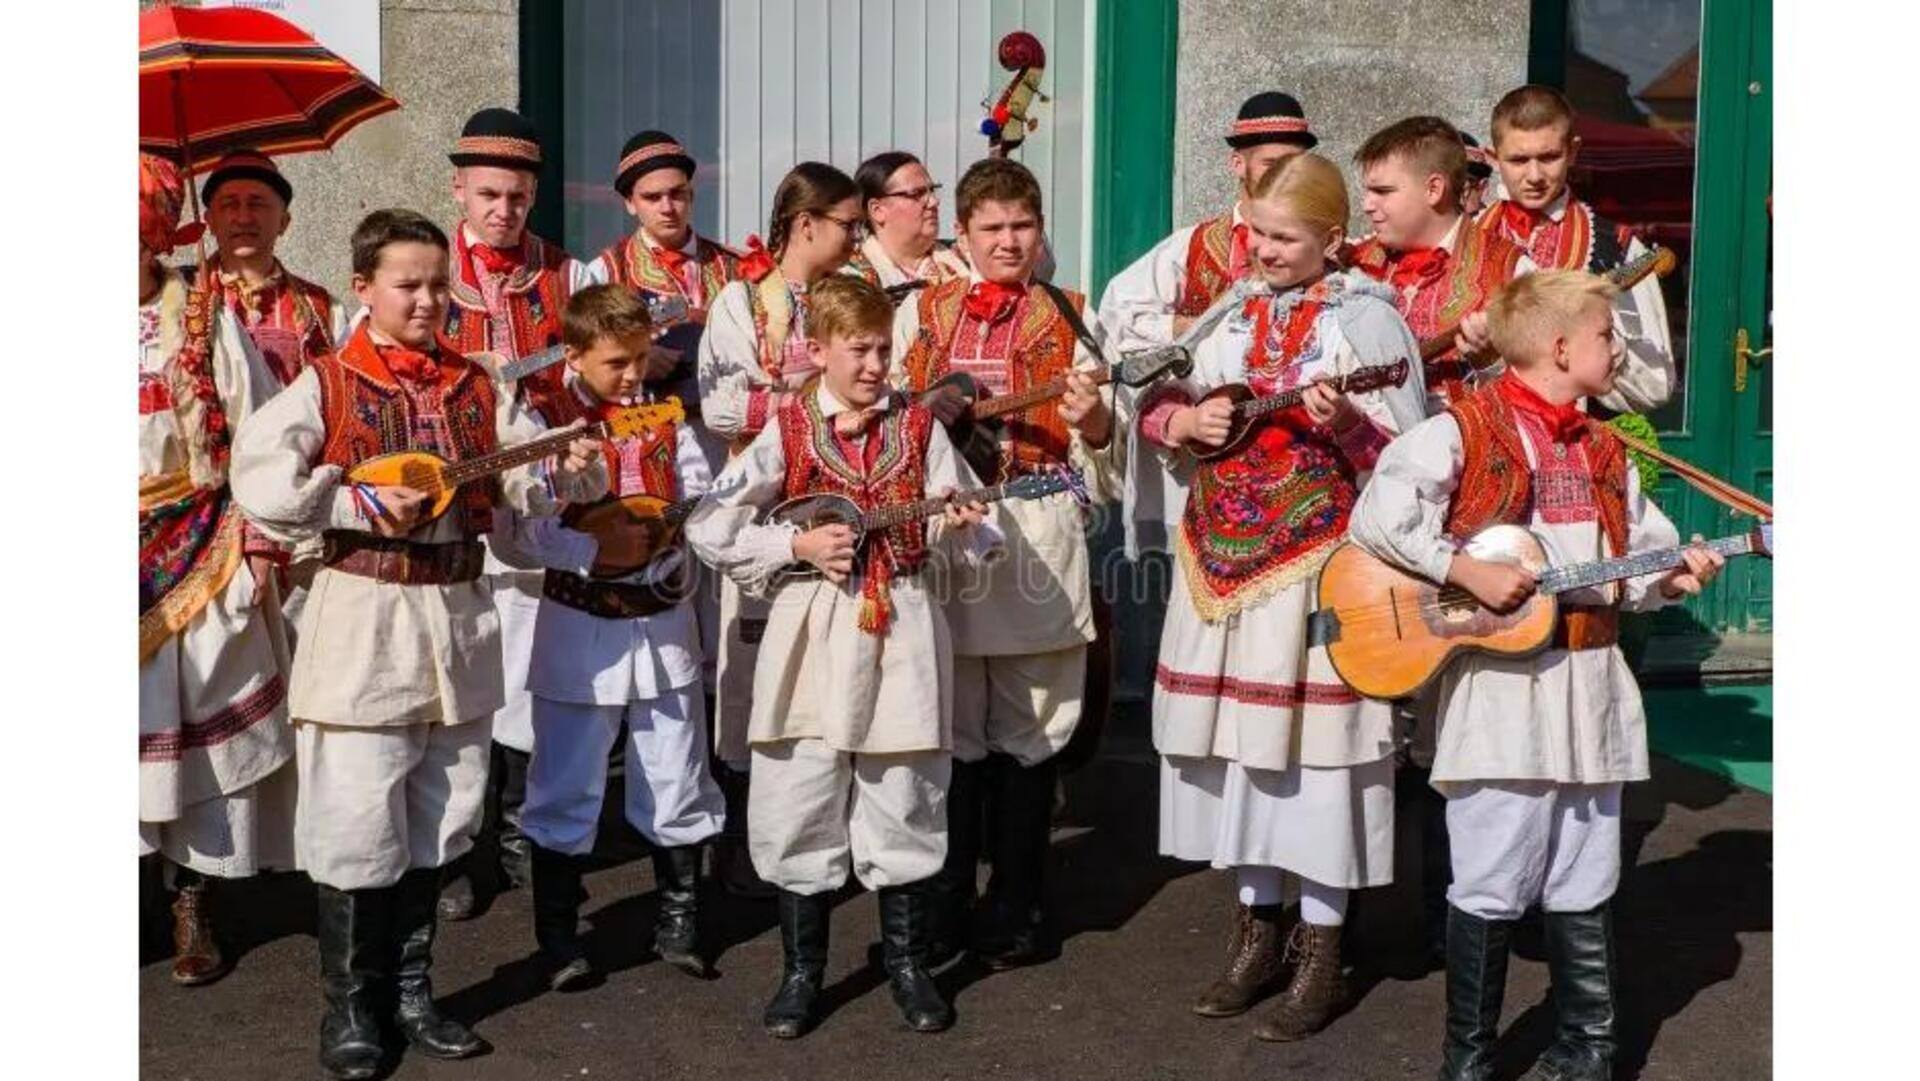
left=813, top=212, right=869, bottom=241
left=880, top=182, right=944, bottom=204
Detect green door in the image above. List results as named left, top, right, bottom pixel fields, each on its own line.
left=1534, top=0, right=1773, bottom=635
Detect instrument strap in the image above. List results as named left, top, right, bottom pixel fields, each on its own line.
left=1036, top=279, right=1107, bottom=364
left=1592, top=423, right=1774, bottom=520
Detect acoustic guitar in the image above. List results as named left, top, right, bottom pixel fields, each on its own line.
left=347, top=399, right=685, bottom=525
left=764, top=466, right=1084, bottom=587
left=1415, top=245, right=1679, bottom=364
left=1190, top=359, right=1411, bottom=462
left=1313, top=520, right=1773, bottom=700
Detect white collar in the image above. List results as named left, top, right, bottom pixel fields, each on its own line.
left=814, top=381, right=895, bottom=419
left=1438, top=215, right=1467, bottom=254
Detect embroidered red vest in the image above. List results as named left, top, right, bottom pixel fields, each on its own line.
left=899, top=277, right=1079, bottom=480
left=1179, top=294, right=1358, bottom=618
left=313, top=325, right=502, bottom=534
left=777, top=393, right=934, bottom=633
left=1348, top=226, right=1525, bottom=403
left=1474, top=197, right=1635, bottom=273
left=1444, top=385, right=1628, bottom=561
left=540, top=388, right=681, bottom=501
left=599, top=232, right=739, bottom=312
left=444, top=227, right=573, bottom=415
left=1176, top=213, right=1237, bottom=318
left=210, top=265, right=337, bottom=385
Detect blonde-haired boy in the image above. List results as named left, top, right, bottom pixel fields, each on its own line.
left=1349, top=269, right=1723, bottom=1081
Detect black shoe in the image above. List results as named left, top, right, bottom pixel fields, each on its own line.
left=436, top=865, right=476, bottom=922
left=763, top=890, right=830, bottom=1039
left=496, top=746, right=534, bottom=890
left=879, top=884, right=955, bottom=1033
left=652, top=845, right=709, bottom=977
left=928, top=758, right=986, bottom=968
left=974, top=755, right=1057, bottom=971
left=531, top=844, right=594, bottom=991
left=393, top=868, right=488, bottom=1060
left=1437, top=904, right=1513, bottom=1081
left=1522, top=905, right=1617, bottom=1081
left=315, top=883, right=391, bottom=1081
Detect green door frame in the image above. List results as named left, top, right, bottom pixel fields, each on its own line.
left=1089, top=0, right=1179, bottom=301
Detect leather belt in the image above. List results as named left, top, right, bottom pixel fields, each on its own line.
left=1552, top=604, right=1620, bottom=652
left=542, top=569, right=679, bottom=620
left=320, top=532, right=484, bottom=586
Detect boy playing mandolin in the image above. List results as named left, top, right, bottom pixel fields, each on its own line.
left=686, top=275, right=992, bottom=1040
left=1348, top=270, right=1722, bottom=1081
left=231, top=209, right=606, bottom=1080
left=487, top=284, right=725, bottom=990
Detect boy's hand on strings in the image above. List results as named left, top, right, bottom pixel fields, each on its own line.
left=368, top=486, right=430, bottom=537
left=557, top=429, right=602, bottom=478
left=1169, top=396, right=1235, bottom=449
left=940, top=486, right=987, bottom=530
left=1447, top=554, right=1537, bottom=613
left=1302, top=380, right=1364, bottom=432
left=793, top=523, right=857, bottom=584
left=1059, top=369, right=1112, bottom=447
left=920, top=381, right=973, bottom=425
left=1659, top=535, right=1727, bottom=599
left=1455, top=311, right=1495, bottom=361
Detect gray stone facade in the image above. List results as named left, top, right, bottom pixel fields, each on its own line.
left=143, top=1, right=520, bottom=299
left=1173, top=0, right=1532, bottom=229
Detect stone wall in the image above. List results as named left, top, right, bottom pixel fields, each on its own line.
left=143, top=0, right=520, bottom=299
left=1172, top=0, right=1532, bottom=228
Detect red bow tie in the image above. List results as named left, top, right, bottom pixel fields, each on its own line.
left=471, top=242, right=523, bottom=276
left=1499, top=201, right=1544, bottom=242
left=378, top=343, right=448, bottom=387
left=1496, top=371, right=1589, bottom=443
left=1389, top=247, right=1450, bottom=291
left=654, top=244, right=690, bottom=276
left=964, top=280, right=1024, bottom=323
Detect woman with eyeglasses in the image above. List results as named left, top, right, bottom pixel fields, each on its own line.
left=847, top=151, right=971, bottom=294
left=695, top=160, right=864, bottom=896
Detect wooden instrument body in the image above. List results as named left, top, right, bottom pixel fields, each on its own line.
left=763, top=493, right=871, bottom=587
left=1318, top=525, right=1560, bottom=701
left=924, top=371, right=1003, bottom=479
left=562, top=493, right=687, bottom=579
left=1189, top=383, right=1262, bottom=462
left=346, top=452, right=461, bottom=522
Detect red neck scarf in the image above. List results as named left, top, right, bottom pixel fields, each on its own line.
left=377, top=341, right=453, bottom=388
left=1388, top=246, right=1449, bottom=291
left=653, top=242, right=690, bottom=276
left=1496, top=370, right=1588, bottom=443
left=1499, top=200, right=1543, bottom=243
left=964, top=279, right=1024, bottom=323
left=470, top=240, right=524, bottom=277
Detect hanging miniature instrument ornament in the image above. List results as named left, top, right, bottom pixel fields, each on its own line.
left=980, top=31, right=1049, bottom=158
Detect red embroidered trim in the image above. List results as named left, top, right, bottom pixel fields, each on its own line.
left=138, top=674, right=286, bottom=762
left=744, top=387, right=773, bottom=436
left=455, top=135, right=541, bottom=164
left=617, top=141, right=688, bottom=177
left=1177, top=214, right=1236, bottom=318
left=1230, top=116, right=1311, bottom=136
left=1154, top=664, right=1359, bottom=707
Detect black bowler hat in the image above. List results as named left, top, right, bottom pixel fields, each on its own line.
left=202, top=149, right=292, bottom=206
left=1225, top=91, right=1318, bottom=150
left=448, top=107, right=544, bottom=172
left=614, top=129, right=696, bottom=197
left=1460, top=131, right=1495, bottom=180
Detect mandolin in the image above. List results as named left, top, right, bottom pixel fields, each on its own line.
left=764, top=466, right=1084, bottom=586
left=347, top=399, right=685, bottom=525
left=562, top=492, right=702, bottom=580
left=495, top=295, right=691, bottom=384
left=1415, top=245, right=1678, bottom=364
left=1189, top=359, right=1411, bottom=462
left=1313, top=520, right=1772, bottom=700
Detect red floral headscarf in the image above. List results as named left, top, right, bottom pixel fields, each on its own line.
left=139, top=153, right=204, bottom=257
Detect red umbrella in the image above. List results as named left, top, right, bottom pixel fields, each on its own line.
left=138, top=2, right=400, bottom=174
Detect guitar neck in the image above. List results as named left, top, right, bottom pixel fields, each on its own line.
left=1411, top=248, right=1669, bottom=363
left=440, top=421, right=608, bottom=488
left=664, top=495, right=703, bottom=526
left=970, top=367, right=1114, bottom=421
left=1538, top=532, right=1757, bottom=596
left=1234, top=368, right=1370, bottom=421
left=498, top=344, right=567, bottom=384
left=862, top=479, right=1025, bottom=531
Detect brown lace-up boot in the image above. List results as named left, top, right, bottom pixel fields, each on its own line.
left=170, top=873, right=229, bottom=986
left=1192, top=902, right=1289, bottom=1017
left=1253, top=921, right=1346, bottom=1041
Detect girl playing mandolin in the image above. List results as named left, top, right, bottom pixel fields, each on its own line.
left=1124, top=152, right=1427, bottom=1042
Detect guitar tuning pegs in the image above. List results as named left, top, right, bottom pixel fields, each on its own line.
left=1059, top=466, right=1091, bottom=508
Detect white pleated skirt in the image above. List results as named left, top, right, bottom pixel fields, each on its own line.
left=1158, top=753, right=1396, bottom=889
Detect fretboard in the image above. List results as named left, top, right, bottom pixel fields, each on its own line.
left=1233, top=369, right=1369, bottom=421
left=1539, top=532, right=1756, bottom=596
left=438, top=421, right=609, bottom=489
left=663, top=495, right=702, bottom=525
left=971, top=367, right=1116, bottom=421
left=862, top=479, right=1026, bottom=531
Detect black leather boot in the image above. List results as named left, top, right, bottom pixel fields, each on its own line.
left=974, top=754, right=1056, bottom=970
left=928, top=757, right=985, bottom=968
left=1522, top=904, right=1617, bottom=1081
left=878, top=883, right=955, bottom=1033
left=652, top=845, right=708, bottom=977
left=393, top=868, right=488, bottom=1059
left=530, top=844, right=593, bottom=991
left=495, top=746, right=534, bottom=890
left=315, top=883, right=389, bottom=1081
left=1437, top=904, right=1513, bottom=1081
left=763, top=889, right=830, bottom=1039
